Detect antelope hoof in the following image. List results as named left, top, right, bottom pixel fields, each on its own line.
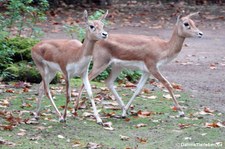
left=34, top=116, right=40, bottom=121
left=97, top=121, right=103, bottom=126
left=122, top=109, right=128, bottom=118
left=32, top=112, right=40, bottom=120
left=59, top=117, right=66, bottom=123
left=179, top=111, right=185, bottom=117
left=121, top=116, right=127, bottom=119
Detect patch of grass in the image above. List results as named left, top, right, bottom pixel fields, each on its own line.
left=0, top=79, right=224, bottom=148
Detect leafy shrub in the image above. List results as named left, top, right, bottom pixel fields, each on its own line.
left=0, top=37, right=37, bottom=80
left=1, top=37, right=39, bottom=61
left=3, top=61, right=60, bottom=83
left=0, top=37, right=61, bottom=83
left=0, top=0, right=48, bottom=39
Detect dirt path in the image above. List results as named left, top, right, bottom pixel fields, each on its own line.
left=42, top=3, right=225, bottom=113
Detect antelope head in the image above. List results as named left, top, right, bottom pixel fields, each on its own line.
left=83, top=10, right=108, bottom=41
left=176, top=12, right=203, bottom=38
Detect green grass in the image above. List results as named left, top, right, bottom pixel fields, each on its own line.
left=0, top=79, right=224, bottom=149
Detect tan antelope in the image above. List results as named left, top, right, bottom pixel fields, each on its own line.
left=31, top=10, right=108, bottom=124
left=76, top=12, right=203, bottom=118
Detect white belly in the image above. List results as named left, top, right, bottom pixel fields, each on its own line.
left=111, top=58, right=149, bottom=72
left=66, top=56, right=92, bottom=77
left=43, top=56, right=92, bottom=77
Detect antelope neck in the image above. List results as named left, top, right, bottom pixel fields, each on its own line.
left=166, top=26, right=185, bottom=56
left=81, top=37, right=97, bottom=56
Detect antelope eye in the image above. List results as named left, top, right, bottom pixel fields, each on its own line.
left=184, top=22, right=189, bottom=27
left=89, top=25, right=95, bottom=29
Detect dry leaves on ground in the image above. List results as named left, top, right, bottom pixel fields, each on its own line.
left=120, top=135, right=130, bottom=141
left=86, top=142, right=102, bottom=149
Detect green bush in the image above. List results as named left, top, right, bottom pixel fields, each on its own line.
left=0, top=37, right=61, bottom=83
left=0, top=37, right=37, bottom=81
left=0, top=0, right=48, bottom=39
left=3, top=62, right=60, bottom=83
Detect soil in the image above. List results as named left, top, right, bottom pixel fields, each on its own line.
left=42, top=2, right=225, bottom=113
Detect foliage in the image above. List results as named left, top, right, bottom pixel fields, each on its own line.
left=0, top=37, right=60, bottom=83
left=118, top=69, right=142, bottom=83
left=0, top=0, right=49, bottom=39
left=0, top=37, right=34, bottom=81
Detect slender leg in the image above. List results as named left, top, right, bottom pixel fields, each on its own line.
left=34, top=81, right=44, bottom=119
left=123, top=72, right=149, bottom=117
left=42, top=69, right=62, bottom=119
left=62, top=75, right=71, bottom=122
left=82, top=71, right=103, bottom=124
left=149, top=66, right=184, bottom=117
left=75, top=59, right=110, bottom=112
left=74, top=84, right=84, bottom=112
left=105, top=65, right=126, bottom=113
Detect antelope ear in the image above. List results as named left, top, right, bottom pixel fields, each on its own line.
left=187, top=12, right=200, bottom=18
left=176, top=10, right=185, bottom=24
left=83, top=10, right=89, bottom=26
left=176, top=14, right=183, bottom=24
left=99, top=10, right=108, bottom=21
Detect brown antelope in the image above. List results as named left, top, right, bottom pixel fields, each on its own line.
left=31, top=10, right=108, bottom=124
left=76, top=12, right=203, bottom=118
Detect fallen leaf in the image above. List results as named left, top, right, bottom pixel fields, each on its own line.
left=0, top=100, right=10, bottom=107
left=0, top=125, right=14, bottom=131
left=124, top=118, right=131, bottom=122
left=103, top=122, right=114, bottom=131
left=136, top=137, right=147, bottom=144
left=5, top=89, right=14, bottom=93
left=120, top=135, right=129, bottom=141
left=0, top=137, right=16, bottom=146
left=135, top=123, right=147, bottom=128
left=35, top=126, right=47, bottom=130
left=163, top=94, right=181, bottom=99
left=14, top=81, right=26, bottom=88
left=172, top=83, right=183, bottom=91
left=30, top=135, right=41, bottom=141
left=125, top=82, right=136, bottom=88
left=103, top=111, right=116, bottom=118
left=21, top=103, right=32, bottom=108
left=184, top=137, right=192, bottom=140
left=203, top=107, right=215, bottom=113
left=57, top=135, right=65, bottom=139
left=72, top=140, right=81, bottom=147
left=197, top=107, right=215, bottom=116
left=87, top=142, right=102, bottom=149
left=178, top=123, right=192, bottom=129
left=100, top=87, right=109, bottom=91
left=102, top=101, right=120, bottom=110
left=209, top=64, right=217, bottom=70
left=148, top=95, right=157, bottom=99
left=17, top=131, right=26, bottom=136
left=25, top=119, right=39, bottom=125
left=142, top=88, right=151, bottom=94
left=23, top=87, right=29, bottom=92
left=171, top=106, right=179, bottom=111
left=137, top=110, right=153, bottom=118
left=205, top=122, right=225, bottom=128
left=82, top=112, right=94, bottom=117
left=71, top=91, right=79, bottom=97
